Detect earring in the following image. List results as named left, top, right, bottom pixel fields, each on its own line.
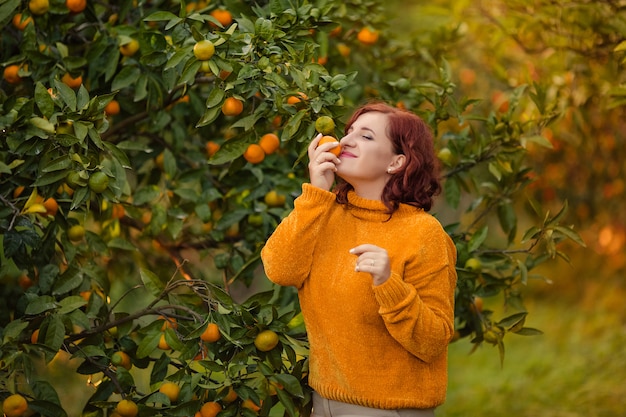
left=387, top=168, right=392, bottom=174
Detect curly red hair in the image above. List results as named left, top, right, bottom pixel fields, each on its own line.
left=335, top=101, right=441, bottom=212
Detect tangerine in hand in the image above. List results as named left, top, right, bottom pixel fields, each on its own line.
left=318, top=135, right=341, bottom=157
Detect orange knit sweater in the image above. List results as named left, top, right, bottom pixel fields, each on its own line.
left=261, top=184, right=457, bottom=410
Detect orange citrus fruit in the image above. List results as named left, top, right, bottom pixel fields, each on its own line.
left=2, top=394, right=28, bottom=417
left=43, top=198, right=59, bottom=216
left=286, top=92, right=307, bottom=105
left=158, top=333, right=170, bottom=350
left=205, top=141, right=220, bottom=157
left=318, top=135, right=341, bottom=156
left=12, top=14, right=33, bottom=30
left=61, top=72, right=82, bottom=89
left=200, top=322, right=221, bottom=342
left=337, top=43, right=351, bottom=57
left=193, top=40, right=215, bottom=61
left=221, top=97, right=243, bottom=116
left=30, top=328, right=40, bottom=344
left=115, top=399, right=138, bottom=417
left=13, top=185, right=25, bottom=198
left=111, top=203, right=125, bottom=219
left=28, top=0, right=49, bottom=15
left=66, top=0, right=86, bottom=13
left=357, top=27, right=379, bottom=45
left=243, top=144, right=265, bottom=164
left=119, top=39, right=139, bottom=57
left=3, top=65, right=22, bottom=85
left=221, top=386, right=238, bottom=403
left=159, top=382, right=181, bottom=402
left=242, top=398, right=261, bottom=413
left=254, top=329, right=279, bottom=352
left=259, top=133, right=280, bottom=155
left=105, top=100, right=120, bottom=116
left=18, top=274, right=34, bottom=290
left=199, top=401, right=221, bottom=417
left=159, top=316, right=178, bottom=330
left=111, top=351, right=132, bottom=370
left=210, top=9, right=233, bottom=27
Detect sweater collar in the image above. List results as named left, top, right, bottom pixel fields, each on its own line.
left=344, top=191, right=419, bottom=221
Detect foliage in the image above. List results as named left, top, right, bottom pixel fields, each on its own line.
left=0, top=0, right=584, bottom=415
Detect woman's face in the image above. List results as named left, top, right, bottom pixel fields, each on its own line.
left=336, top=111, right=404, bottom=198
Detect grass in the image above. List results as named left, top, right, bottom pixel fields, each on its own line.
left=437, top=293, right=626, bottom=417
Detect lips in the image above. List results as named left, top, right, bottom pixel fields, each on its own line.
left=339, top=151, right=356, bottom=158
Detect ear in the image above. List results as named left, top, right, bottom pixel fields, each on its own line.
left=387, top=154, right=406, bottom=174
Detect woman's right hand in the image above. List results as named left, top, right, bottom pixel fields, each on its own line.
left=307, top=133, right=341, bottom=191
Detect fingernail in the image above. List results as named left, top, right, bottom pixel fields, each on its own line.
left=349, top=248, right=355, bottom=253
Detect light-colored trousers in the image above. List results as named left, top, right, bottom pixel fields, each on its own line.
left=311, top=392, right=436, bottom=417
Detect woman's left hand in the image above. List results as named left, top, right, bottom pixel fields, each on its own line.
left=350, top=244, right=391, bottom=286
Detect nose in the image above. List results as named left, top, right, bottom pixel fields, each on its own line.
left=339, top=132, right=354, bottom=147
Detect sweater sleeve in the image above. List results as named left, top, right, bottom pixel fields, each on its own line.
left=373, top=224, right=457, bottom=363
left=261, top=183, right=336, bottom=288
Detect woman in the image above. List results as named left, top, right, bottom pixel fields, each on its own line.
left=261, top=102, right=457, bottom=416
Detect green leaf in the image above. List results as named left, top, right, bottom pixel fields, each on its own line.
left=54, top=79, right=77, bottom=111
left=443, top=176, right=461, bottom=209
left=283, top=110, right=307, bottom=139
left=514, top=327, right=544, bottom=336
left=144, top=11, right=179, bottom=21
left=41, top=155, right=72, bottom=173
left=57, top=296, right=87, bottom=315
left=468, top=226, right=488, bottom=252
left=136, top=330, right=162, bottom=358
left=196, top=106, right=221, bottom=128
left=112, top=66, right=141, bottom=91
left=553, top=225, right=586, bottom=247
left=34, top=82, right=55, bottom=118
left=107, top=238, right=137, bottom=251
left=2, top=320, right=29, bottom=344
left=206, top=88, right=225, bottom=108
left=25, top=295, right=58, bottom=315
left=140, top=268, right=165, bottom=297
left=52, top=268, right=83, bottom=295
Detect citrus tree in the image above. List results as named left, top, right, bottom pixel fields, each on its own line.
left=1, top=0, right=583, bottom=416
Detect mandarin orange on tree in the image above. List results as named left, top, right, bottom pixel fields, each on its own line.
left=61, top=72, right=82, bottom=88
left=199, top=401, right=221, bottom=417
left=210, top=9, right=233, bottom=27
left=205, top=141, right=220, bottom=157
left=3, top=65, right=22, bottom=84
left=286, top=92, right=307, bottom=105
left=42, top=198, right=58, bottom=216
left=12, top=14, right=33, bottom=30
left=66, top=0, right=86, bottom=13
left=115, top=399, right=138, bottom=417
left=243, top=144, right=265, bottom=164
left=2, top=394, right=28, bottom=417
left=193, top=40, right=215, bottom=60
left=28, top=0, right=49, bottom=15
left=111, top=351, right=132, bottom=370
left=105, top=100, right=120, bottom=116
left=254, top=329, right=279, bottom=352
left=200, top=322, right=221, bottom=342
left=221, top=97, right=243, bottom=116
left=119, top=39, right=139, bottom=57
left=159, top=382, right=181, bottom=402
left=357, top=27, right=379, bottom=45
left=158, top=333, right=170, bottom=350
left=259, top=133, right=280, bottom=154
